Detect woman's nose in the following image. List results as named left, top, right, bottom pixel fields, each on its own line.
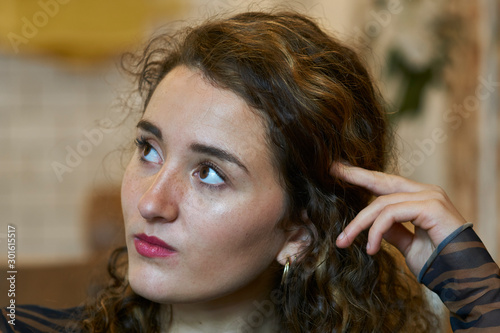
left=137, top=169, right=180, bottom=223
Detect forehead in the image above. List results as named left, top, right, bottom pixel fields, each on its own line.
left=143, top=65, right=272, bottom=171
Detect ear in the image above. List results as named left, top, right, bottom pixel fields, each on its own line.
left=276, top=210, right=311, bottom=266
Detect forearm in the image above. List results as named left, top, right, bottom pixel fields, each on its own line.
left=420, top=225, right=500, bottom=331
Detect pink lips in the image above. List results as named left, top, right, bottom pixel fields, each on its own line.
left=134, top=233, right=176, bottom=258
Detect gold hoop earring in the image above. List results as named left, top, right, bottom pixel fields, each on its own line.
left=281, top=257, right=290, bottom=285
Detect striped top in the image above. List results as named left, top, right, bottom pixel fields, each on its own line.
left=2, top=226, right=499, bottom=332
left=0, top=304, right=81, bottom=332
left=420, top=224, right=500, bottom=332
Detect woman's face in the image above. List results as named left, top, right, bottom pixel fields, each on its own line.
left=121, top=65, right=290, bottom=305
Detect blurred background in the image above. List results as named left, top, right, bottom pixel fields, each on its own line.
left=0, top=0, right=498, bottom=322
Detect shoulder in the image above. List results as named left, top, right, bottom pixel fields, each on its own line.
left=1, top=304, right=83, bottom=333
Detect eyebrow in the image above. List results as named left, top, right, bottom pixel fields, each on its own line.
left=136, top=119, right=249, bottom=174
left=190, top=143, right=249, bottom=174
left=137, top=120, right=162, bottom=140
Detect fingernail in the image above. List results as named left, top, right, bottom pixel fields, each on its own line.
left=366, top=242, right=371, bottom=251
left=337, top=232, right=345, bottom=241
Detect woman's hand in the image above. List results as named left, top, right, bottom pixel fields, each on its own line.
left=333, top=164, right=467, bottom=276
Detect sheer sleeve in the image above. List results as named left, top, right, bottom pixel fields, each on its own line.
left=0, top=304, right=81, bottom=333
left=419, top=225, right=500, bottom=332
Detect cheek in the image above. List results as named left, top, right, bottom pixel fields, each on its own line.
left=121, top=165, right=141, bottom=226
left=193, top=193, right=286, bottom=260
left=187, top=199, right=286, bottom=296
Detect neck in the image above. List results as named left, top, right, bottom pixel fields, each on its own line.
left=163, top=299, right=279, bottom=333
left=160, top=271, right=282, bottom=332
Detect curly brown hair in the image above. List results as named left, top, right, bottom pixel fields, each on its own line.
left=77, top=10, right=439, bottom=333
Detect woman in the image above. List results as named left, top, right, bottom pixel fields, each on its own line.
left=2, top=10, right=499, bottom=333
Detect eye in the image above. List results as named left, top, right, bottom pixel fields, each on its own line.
left=197, top=164, right=225, bottom=186
left=135, top=137, right=162, bottom=164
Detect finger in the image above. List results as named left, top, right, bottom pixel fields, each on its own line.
left=365, top=200, right=439, bottom=255
left=331, top=163, right=426, bottom=196
left=377, top=222, right=413, bottom=255
left=336, top=191, right=435, bottom=248
left=383, top=225, right=436, bottom=276
left=348, top=190, right=441, bottom=232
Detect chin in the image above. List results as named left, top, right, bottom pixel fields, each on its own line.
left=129, top=279, right=166, bottom=304
left=126, top=258, right=192, bottom=304
left=127, top=261, right=242, bottom=306
left=127, top=258, right=170, bottom=303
